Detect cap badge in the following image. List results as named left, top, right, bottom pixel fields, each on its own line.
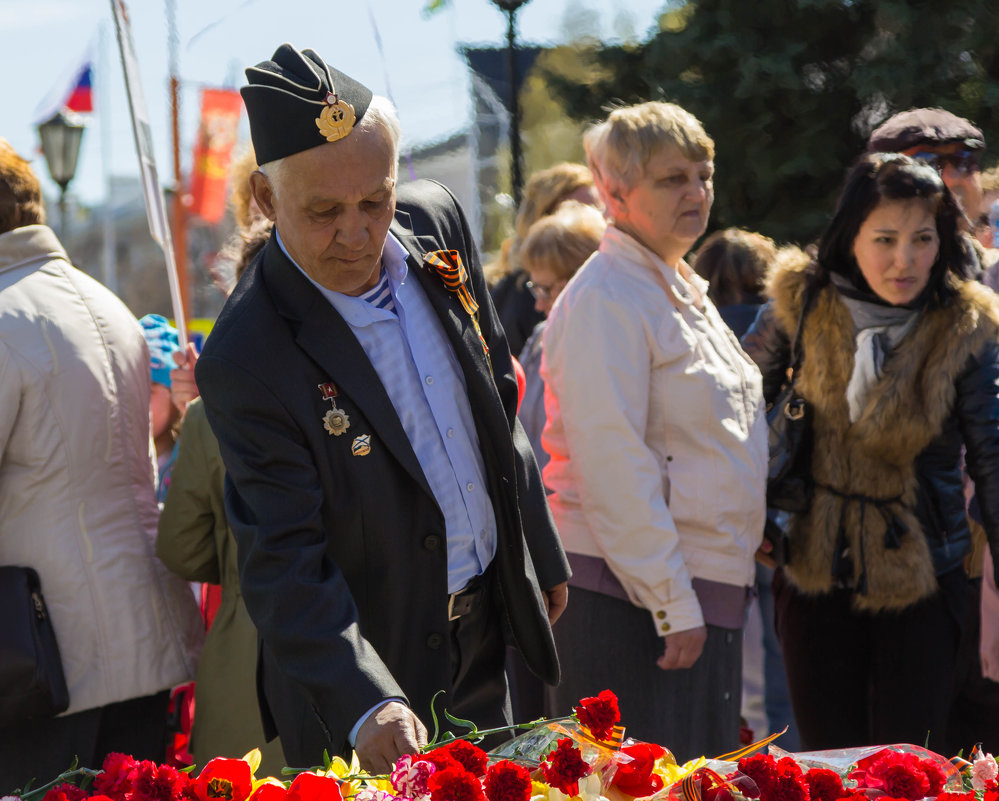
left=351, top=435, right=371, bottom=457
left=319, top=381, right=351, bottom=436
left=316, top=87, right=356, bottom=143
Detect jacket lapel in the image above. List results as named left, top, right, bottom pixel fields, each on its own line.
left=260, top=235, right=435, bottom=500
left=391, top=212, right=498, bottom=399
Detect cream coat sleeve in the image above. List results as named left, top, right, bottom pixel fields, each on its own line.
left=0, top=342, right=16, bottom=460
left=542, top=286, right=703, bottom=635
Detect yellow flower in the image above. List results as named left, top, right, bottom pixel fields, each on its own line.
left=656, top=756, right=706, bottom=789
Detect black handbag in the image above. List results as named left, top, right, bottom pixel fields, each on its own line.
left=766, top=282, right=818, bottom=515
left=0, top=566, right=70, bottom=724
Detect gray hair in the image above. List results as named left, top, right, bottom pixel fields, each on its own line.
left=259, top=94, right=401, bottom=183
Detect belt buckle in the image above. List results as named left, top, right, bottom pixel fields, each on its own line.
left=448, top=589, right=464, bottom=622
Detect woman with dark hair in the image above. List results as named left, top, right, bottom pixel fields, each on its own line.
left=694, top=228, right=776, bottom=338
left=743, top=152, right=999, bottom=750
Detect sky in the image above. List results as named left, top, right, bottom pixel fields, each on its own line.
left=0, top=0, right=669, bottom=206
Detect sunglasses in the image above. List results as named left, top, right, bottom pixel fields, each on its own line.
left=909, top=149, right=981, bottom=177
left=525, top=280, right=563, bottom=301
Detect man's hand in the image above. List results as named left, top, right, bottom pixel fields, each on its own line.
left=170, top=343, right=200, bottom=414
left=656, top=626, right=707, bottom=671
left=354, top=701, right=428, bottom=775
left=543, top=582, right=568, bottom=625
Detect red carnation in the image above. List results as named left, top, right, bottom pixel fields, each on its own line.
left=918, top=759, right=947, bottom=797
left=771, top=758, right=808, bottom=801
left=132, top=760, right=191, bottom=801
left=484, top=761, right=533, bottom=801
left=879, top=765, right=929, bottom=801
left=95, top=753, right=140, bottom=800
left=438, top=741, right=489, bottom=778
left=805, top=770, right=844, bottom=801
left=865, top=754, right=930, bottom=801
left=574, top=690, right=620, bottom=742
left=424, top=750, right=462, bottom=773
left=984, top=790, right=999, bottom=801
left=541, top=738, right=592, bottom=796
left=610, top=743, right=667, bottom=798
left=429, top=765, right=486, bottom=801
left=738, top=754, right=779, bottom=799
left=42, top=784, right=90, bottom=801
left=937, top=794, right=975, bottom=801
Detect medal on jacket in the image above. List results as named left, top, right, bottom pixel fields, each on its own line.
left=319, top=382, right=350, bottom=436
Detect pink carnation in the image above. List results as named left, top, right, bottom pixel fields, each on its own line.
left=973, top=753, right=999, bottom=792
left=391, top=755, right=437, bottom=799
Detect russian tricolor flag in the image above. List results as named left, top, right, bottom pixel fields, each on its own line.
left=64, top=62, right=93, bottom=113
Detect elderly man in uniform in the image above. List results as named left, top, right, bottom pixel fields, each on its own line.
left=195, top=44, right=569, bottom=772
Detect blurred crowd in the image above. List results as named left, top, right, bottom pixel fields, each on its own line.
left=4, top=40, right=999, bottom=790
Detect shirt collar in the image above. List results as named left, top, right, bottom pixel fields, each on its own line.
left=275, top=227, right=411, bottom=326
left=601, top=224, right=707, bottom=308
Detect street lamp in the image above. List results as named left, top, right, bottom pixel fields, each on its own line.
left=37, top=110, right=86, bottom=236
left=490, top=0, right=530, bottom=206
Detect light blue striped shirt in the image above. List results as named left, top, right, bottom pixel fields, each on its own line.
left=276, top=228, right=497, bottom=594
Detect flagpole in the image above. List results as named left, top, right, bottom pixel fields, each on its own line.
left=98, top=22, right=118, bottom=295
left=109, top=0, right=188, bottom=348
left=166, top=0, right=189, bottom=325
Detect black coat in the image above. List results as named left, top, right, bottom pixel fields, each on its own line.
left=196, top=180, right=569, bottom=758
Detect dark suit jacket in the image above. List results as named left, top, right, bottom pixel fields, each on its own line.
left=196, top=179, right=570, bottom=760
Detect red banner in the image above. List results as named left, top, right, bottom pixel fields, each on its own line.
left=187, top=87, right=242, bottom=224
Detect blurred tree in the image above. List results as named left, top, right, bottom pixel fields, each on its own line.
left=539, top=0, right=999, bottom=246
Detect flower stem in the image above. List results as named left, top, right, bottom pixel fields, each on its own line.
left=20, top=768, right=100, bottom=801
left=422, top=717, right=574, bottom=750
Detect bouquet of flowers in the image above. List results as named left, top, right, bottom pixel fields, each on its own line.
left=7, top=690, right=997, bottom=801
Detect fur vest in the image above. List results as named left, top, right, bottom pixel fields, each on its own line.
left=767, top=249, right=999, bottom=612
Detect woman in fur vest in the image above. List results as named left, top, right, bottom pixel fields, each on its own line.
left=743, top=152, right=999, bottom=751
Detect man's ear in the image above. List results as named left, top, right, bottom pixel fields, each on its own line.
left=249, top=170, right=278, bottom=222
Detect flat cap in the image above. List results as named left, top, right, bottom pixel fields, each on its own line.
left=867, top=107, right=985, bottom=153
left=240, top=43, right=373, bottom=165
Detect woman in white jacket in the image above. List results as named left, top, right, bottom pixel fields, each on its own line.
left=540, top=102, right=767, bottom=759
left=0, top=140, right=203, bottom=788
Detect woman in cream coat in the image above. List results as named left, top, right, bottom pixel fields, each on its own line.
left=540, top=102, right=767, bottom=759
left=0, top=140, right=202, bottom=787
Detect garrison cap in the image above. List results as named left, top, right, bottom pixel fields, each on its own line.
left=867, top=108, right=985, bottom=153
left=240, top=43, right=373, bottom=165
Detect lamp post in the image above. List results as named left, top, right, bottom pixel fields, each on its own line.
left=490, top=0, right=530, bottom=207
left=37, top=110, right=86, bottom=236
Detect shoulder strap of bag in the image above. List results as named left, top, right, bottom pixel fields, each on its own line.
left=787, top=278, right=820, bottom=381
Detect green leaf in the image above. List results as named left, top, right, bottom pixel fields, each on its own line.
left=426, top=689, right=447, bottom=747
left=443, top=708, right=478, bottom=735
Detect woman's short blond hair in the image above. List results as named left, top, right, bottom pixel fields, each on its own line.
left=584, top=101, right=714, bottom=202
left=0, top=139, right=45, bottom=234
left=514, top=163, right=594, bottom=241
left=519, top=201, right=606, bottom=282
left=486, top=162, right=595, bottom=284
